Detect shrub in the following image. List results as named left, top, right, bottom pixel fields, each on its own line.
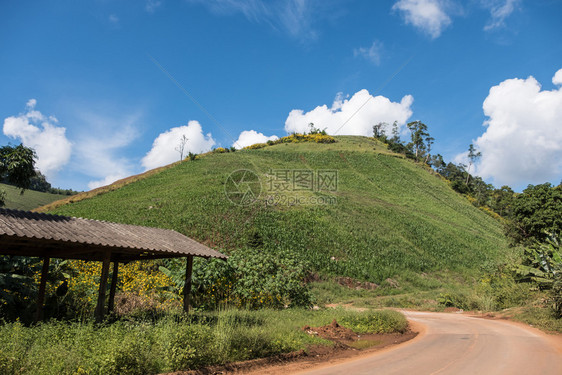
left=243, top=143, right=267, bottom=150
left=242, top=133, right=335, bottom=150
left=213, top=147, right=229, bottom=153
left=164, top=249, right=312, bottom=310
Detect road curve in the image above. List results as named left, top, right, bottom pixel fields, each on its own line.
left=298, top=311, right=562, bottom=375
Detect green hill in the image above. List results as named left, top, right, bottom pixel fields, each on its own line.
left=1, top=183, right=65, bottom=211
left=45, top=136, right=510, bottom=287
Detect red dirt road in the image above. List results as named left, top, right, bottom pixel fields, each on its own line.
left=297, top=311, right=562, bottom=375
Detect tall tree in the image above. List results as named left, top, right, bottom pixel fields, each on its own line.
left=424, top=136, right=434, bottom=164
left=372, top=122, right=387, bottom=138
left=466, top=143, right=482, bottom=184
left=0, top=144, right=37, bottom=206
left=175, top=135, right=189, bottom=161
left=391, top=121, right=400, bottom=142
left=507, top=183, right=562, bottom=245
left=406, top=121, right=429, bottom=160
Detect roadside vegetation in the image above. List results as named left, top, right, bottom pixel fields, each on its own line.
left=0, top=308, right=406, bottom=375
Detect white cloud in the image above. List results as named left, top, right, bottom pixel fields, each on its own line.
left=481, top=0, right=520, bottom=31
left=392, top=0, right=451, bottom=39
left=88, top=174, right=127, bottom=190
left=188, top=0, right=325, bottom=41
left=108, top=14, right=119, bottom=24
left=3, top=100, right=72, bottom=180
left=553, top=68, right=562, bottom=86
left=233, top=130, right=278, bottom=149
left=141, top=121, right=216, bottom=170
left=354, top=40, right=384, bottom=65
left=78, top=124, right=138, bottom=190
left=145, top=0, right=162, bottom=13
left=285, top=89, right=414, bottom=136
left=462, top=68, right=562, bottom=187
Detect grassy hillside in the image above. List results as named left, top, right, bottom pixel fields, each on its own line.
left=46, top=136, right=510, bottom=287
left=1, top=183, right=65, bottom=211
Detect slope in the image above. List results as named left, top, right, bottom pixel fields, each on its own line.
left=1, top=183, right=66, bottom=211
left=46, top=136, right=509, bottom=284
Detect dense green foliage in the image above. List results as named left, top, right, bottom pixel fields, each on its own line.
left=0, top=144, right=36, bottom=206
left=507, top=183, right=562, bottom=244
left=0, top=308, right=405, bottom=375
left=161, top=247, right=311, bottom=309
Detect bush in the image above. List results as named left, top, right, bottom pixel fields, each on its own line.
left=243, top=143, right=267, bottom=150
left=164, top=248, right=312, bottom=310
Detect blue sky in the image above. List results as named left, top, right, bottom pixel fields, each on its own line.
left=1, top=0, right=561, bottom=191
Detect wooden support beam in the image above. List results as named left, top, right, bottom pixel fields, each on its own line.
left=34, top=256, right=50, bottom=323
left=183, top=255, right=194, bottom=313
left=108, top=261, right=119, bottom=314
left=94, top=251, right=111, bottom=322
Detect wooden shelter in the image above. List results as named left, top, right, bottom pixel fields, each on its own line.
left=0, top=208, right=227, bottom=321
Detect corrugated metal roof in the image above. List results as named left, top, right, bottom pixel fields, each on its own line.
left=0, top=208, right=227, bottom=260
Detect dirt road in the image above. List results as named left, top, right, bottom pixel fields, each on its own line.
left=297, top=311, right=562, bottom=375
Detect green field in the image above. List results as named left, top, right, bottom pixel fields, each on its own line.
left=49, top=136, right=511, bottom=287
left=0, top=183, right=65, bottom=211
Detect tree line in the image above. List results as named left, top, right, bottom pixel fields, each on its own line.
left=372, top=121, right=562, bottom=247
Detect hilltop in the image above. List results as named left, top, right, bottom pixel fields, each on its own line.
left=44, top=136, right=510, bottom=288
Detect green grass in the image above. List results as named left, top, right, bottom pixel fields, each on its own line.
left=1, top=183, right=65, bottom=211
left=48, top=136, right=511, bottom=288
left=0, top=308, right=406, bottom=375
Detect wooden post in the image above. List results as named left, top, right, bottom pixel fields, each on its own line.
left=183, top=255, right=194, bottom=313
left=34, top=256, right=50, bottom=323
left=108, top=261, right=119, bottom=314
left=95, top=251, right=111, bottom=322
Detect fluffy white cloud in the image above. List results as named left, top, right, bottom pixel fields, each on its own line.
left=233, top=130, right=278, bottom=149
left=3, top=100, right=72, bottom=180
left=392, top=0, right=451, bottom=38
left=285, top=90, right=414, bottom=136
left=481, top=0, right=520, bottom=31
left=465, top=68, right=562, bottom=187
left=553, top=68, right=562, bottom=86
left=79, top=126, right=138, bottom=190
left=353, top=40, right=384, bottom=65
left=141, top=121, right=215, bottom=170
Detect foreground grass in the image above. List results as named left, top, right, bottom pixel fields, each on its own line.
left=0, top=308, right=407, bottom=375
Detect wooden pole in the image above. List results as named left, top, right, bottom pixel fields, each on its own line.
left=95, top=251, right=111, bottom=322
left=108, top=261, right=119, bottom=314
left=34, top=256, right=50, bottom=323
left=183, top=255, right=193, bottom=313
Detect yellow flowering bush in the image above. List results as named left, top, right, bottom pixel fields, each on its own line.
left=242, top=133, right=335, bottom=151
left=243, top=143, right=267, bottom=150
left=65, top=260, right=180, bottom=317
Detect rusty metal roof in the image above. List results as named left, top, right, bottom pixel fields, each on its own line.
left=0, top=208, right=227, bottom=261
